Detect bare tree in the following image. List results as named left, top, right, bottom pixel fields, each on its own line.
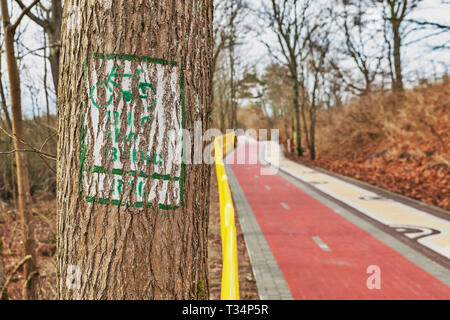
left=303, top=27, right=331, bottom=160
left=213, top=0, right=248, bottom=130
left=332, top=0, right=382, bottom=95
left=15, top=0, right=62, bottom=93
left=403, top=13, right=450, bottom=51
left=259, top=0, right=315, bottom=156
left=381, top=0, right=422, bottom=92
left=0, top=0, right=40, bottom=300
left=213, top=54, right=231, bottom=132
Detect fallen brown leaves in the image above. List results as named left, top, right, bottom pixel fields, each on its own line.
left=298, top=156, right=449, bottom=210
left=293, top=77, right=450, bottom=211
left=0, top=198, right=56, bottom=300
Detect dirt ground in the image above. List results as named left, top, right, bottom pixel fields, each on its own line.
left=0, top=169, right=259, bottom=300
left=0, top=196, right=57, bottom=300
left=207, top=168, right=259, bottom=300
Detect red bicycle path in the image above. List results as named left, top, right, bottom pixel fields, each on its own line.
left=228, top=143, right=450, bottom=299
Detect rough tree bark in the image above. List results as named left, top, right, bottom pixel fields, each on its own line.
left=57, top=0, right=213, bottom=299
left=0, top=0, right=39, bottom=300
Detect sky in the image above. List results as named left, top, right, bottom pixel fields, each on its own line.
left=1, top=0, right=450, bottom=118
left=241, top=0, right=450, bottom=81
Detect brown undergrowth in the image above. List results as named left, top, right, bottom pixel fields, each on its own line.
left=0, top=196, right=56, bottom=300
left=293, top=77, right=450, bottom=211
left=0, top=169, right=259, bottom=299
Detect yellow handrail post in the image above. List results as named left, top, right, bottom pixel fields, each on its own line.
left=214, top=132, right=239, bottom=300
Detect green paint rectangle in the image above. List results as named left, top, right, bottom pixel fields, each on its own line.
left=79, top=52, right=185, bottom=211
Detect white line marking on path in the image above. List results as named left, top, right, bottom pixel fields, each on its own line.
left=312, top=236, right=331, bottom=252
left=281, top=202, right=290, bottom=210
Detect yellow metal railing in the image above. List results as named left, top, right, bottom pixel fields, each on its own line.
left=214, top=132, right=239, bottom=300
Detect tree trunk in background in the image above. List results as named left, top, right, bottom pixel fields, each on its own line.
left=0, top=75, right=12, bottom=130
left=15, top=0, right=62, bottom=93
left=292, top=79, right=302, bottom=156
left=309, top=110, right=316, bottom=161
left=229, top=44, right=237, bottom=129
left=57, top=0, right=213, bottom=299
left=0, top=0, right=39, bottom=300
left=0, top=239, right=6, bottom=299
left=392, top=24, right=403, bottom=92
left=0, top=45, right=12, bottom=129
left=46, top=0, right=62, bottom=92
left=387, top=0, right=407, bottom=93
left=300, top=98, right=310, bottom=153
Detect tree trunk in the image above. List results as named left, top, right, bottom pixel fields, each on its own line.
left=309, top=109, right=316, bottom=161
left=1, top=0, right=39, bottom=300
left=0, top=47, right=12, bottom=129
left=300, top=99, right=310, bottom=152
left=220, top=100, right=226, bottom=134
left=15, top=0, right=62, bottom=94
left=46, top=24, right=61, bottom=92
left=292, top=79, right=302, bottom=156
left=392, top=24, right=403, bottom=92
left=0, top=75, right=12, bottom=130
left=229, top=42, right=237, bottom=129
left=57, top=0, right=213, bottom=299
left=49, top=0, right=62, bottom=92
left=0, top=239, right=6, bottom=299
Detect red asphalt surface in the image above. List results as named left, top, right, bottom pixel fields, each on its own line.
left=228, top=142, right=450, bottom=299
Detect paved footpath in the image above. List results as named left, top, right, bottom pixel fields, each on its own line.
left=226, top=138, right=450, bottom=299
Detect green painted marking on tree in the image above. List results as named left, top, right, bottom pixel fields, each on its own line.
left=111, top=168, right=123, bottom=175
left=99, top=198, right=109, bottom=205
left=180, top=67, right=186, bottom=207
left=78, top=53, right=185, bottom=209
left=93, top=165, right=109, bottom=174
left=138, top=171, right=149, bottom=178
left=79, top=53, right=185, bottom=211
left=110, top=199, right=124, bottom=206
left=158, top=204, right=180, bottom=210
left=89, top=166, right=179, bottom=181
left=134, top=202, right=144, bottom=208
left=83, top=196, right=179, bottom=211
left=92, top=52, right=178, bottom=66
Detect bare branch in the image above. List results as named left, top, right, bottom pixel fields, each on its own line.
left=14, top=0, right=46, bottom=29
left=0, top=148, right=56, bottom=160
left=0, top=255, right=32, bottom=298
left=404, top=19, right=450, bottom=31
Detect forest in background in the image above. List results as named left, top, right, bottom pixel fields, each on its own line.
left=0, top=0, right=448, bottom=299
left=212, top=0, right=449, bottom=209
